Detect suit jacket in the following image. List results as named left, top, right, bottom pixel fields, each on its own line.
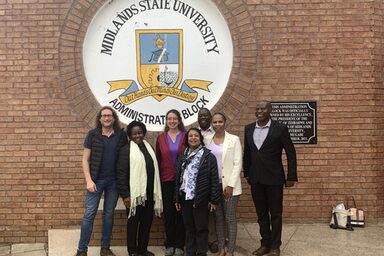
left=205, top=131, right=243, bottom=196
left=243, top=120, right=297, bottom=186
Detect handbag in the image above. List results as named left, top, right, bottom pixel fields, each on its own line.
left=329, top=203, right=353, bottom=230
left=346, top=196, right=365, bottom=227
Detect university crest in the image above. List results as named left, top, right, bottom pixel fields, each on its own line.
left=107, top=29, right=212, bottom=104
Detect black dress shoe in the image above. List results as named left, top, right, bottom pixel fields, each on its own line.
left=252, top=246, right=270, bottom=256
left=100, top=248, right=116, bottom=256
left=140, top=251, right=155, bottom=256
left=208, top=241, right=219, bottom=253
left=266, top=249, right=280, bottom=256
left=75, top=251, right=87, bottom=256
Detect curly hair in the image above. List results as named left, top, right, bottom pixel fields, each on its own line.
left=126, top=120, right=147, bottom=138
left=95, top=106, right=120, bottom=131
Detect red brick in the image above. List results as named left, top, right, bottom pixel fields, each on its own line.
left=0, top=0, right=383, bottom=246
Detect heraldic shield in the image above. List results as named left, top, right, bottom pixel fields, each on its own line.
left=107, top=29, right=211, bottom=105
left=136, top=29, right=183, bottom=101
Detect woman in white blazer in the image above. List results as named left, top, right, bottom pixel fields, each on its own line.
left=205, top=113, right=242, bottom=256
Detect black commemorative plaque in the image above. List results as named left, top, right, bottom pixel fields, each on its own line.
left=271, top=101, right=317, bottom=144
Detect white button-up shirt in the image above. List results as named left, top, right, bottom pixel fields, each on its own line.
left=253, top=119, right=271, bottom=150
left=199, top=126, right=215, bottom=138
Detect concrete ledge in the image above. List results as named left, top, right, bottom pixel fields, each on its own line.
left=6, top=251, right=46, bottom=256
left=0, top=243, right=46, bottom=256
left=48, top=229, right=79, bottom=256
left=0, top=244, right=10, bottom=256
left=11, top=244, right=45, bottom=254
left=48, top=229, right=163, bottom=256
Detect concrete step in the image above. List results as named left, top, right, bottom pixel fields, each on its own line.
left=0, top=243, right=46, bottom=256
left=48, top=229, right=165, bottom=256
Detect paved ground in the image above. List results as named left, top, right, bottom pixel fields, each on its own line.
left=1, top=222, right=384, bottom=256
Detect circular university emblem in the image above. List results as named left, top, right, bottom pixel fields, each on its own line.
left=83, top=0, right=233, bottom=131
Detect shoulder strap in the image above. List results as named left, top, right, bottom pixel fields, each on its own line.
left=330, top=212, right=339, bottom=229
left=346, top=196, right=357, bottom=209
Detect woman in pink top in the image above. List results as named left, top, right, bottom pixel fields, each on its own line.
left=205, top=113, right=243, bottom=256
left=156, top=109, right=186, bottom=256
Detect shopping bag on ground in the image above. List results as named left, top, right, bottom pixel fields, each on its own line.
left=329, top=203, right=353, bottom=230
left=346, top=196, right=365, bottom=227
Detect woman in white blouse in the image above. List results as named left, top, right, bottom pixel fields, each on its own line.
left=205, top=113, right=242, bottom=256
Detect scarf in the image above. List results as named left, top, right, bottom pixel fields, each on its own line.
left=128, top=140, right=162, bottom=218
left=180, top=146, right=204, bottom=200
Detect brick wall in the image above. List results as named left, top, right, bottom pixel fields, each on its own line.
left=372, top=0, right=384, bottom=221
left=0, top=0, right=383, bottom=245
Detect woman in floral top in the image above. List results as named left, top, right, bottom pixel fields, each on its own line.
left=174, top=128, right=221, bottom=256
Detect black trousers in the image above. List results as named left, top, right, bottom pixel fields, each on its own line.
left=181, top=200, right=209, bottom=256
left=126, top=201, right=154, bottom=255
left=161, top=181, right=185, bottom=249
left=251, top=183, right=283, bottom=249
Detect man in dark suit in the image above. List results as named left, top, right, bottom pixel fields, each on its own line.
left=243, top=101, right=297, bottom=256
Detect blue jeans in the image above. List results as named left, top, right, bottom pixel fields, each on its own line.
left=78, top=177, right=118, bottom=252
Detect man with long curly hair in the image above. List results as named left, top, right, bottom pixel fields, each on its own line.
left=75, top=106, right=127, bottom=256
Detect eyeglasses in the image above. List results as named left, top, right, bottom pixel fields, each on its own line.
left=101, top=114, right=113, bottom=118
